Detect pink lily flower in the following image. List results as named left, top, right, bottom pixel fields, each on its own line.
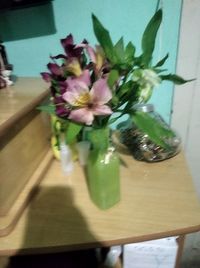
left=66, top=69, right=91, bottom=88
left=62, top=78, right=113, bottom=125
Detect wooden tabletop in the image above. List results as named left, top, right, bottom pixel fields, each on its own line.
left=0, top=77, right=48, bottom=136
left=0, top=151, right=199, bottom=256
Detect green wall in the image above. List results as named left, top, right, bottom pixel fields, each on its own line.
left=1, top=0, right=182, bottom=122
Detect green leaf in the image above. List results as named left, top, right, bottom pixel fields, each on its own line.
left=119, top=83, right=139, bottom=112
left=111, top=95, right=119, bottom=106
left=154, top=53, right=169, bottom=67
left=107, top=69, right=119, bottom=89
left=160, top=74, right=195, bottom=84
left=37, top=104, right=55, bottom=114
left=114, top=37, right=125, bottom=62
left=65, top=121, right=82, bottom=144
left=92, top=14, right=116, bottom=63
left=141, top=9, right=162, bottom=66
left=134, top=55, right=143, bottom=67
left=107, top=70, right=120, bottom=107
left=117, top=81, right=133, bottom=98
left=154, top=68, right=167, bottom=74
left=131, top=111, right=175, bottom=150
left=125, top=41, right=135, bottom=62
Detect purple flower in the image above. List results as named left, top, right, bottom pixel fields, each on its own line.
left=55, top=105, right=70, bottom=118
left=54, top=95, right=70, bottom=118
left=47, top=63, right=64, bottom=76
left=61, top=34, right=83, bottom=59
left=41, top=63, right=64, bottom=83
left=41, top=72, right=52, bottom=83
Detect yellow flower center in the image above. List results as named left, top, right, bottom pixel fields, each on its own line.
left=74, top=92, right=91, bottom=107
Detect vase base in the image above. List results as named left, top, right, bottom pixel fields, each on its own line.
left=90, top=195, right=120, bottom=210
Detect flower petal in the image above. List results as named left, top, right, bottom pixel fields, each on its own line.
left=143, top=69, right=161, bottom=87
left=61, top=34, right=83, bottom=58
left=65, top=70, right=90, bottom=91
left=50, top=54, right=67, bottom=60
left=86, top=45, right=96, bottom=63
left=66, top=59, right=82, bottom=76
left=62, top=91, right=77, bottom=105
left=76, top=42, right=97, bottom=65
left=77, top=70, right=91, bottom=86
left=90, top=78, right=112, bottom=105
left=61, top=34, right=73, bottom=48
left=47, top=63, right=63, bottom=76
left=69, top=108, right=94, bottom=125
left=66, top=79, right=89, bottom=94
left=92, top=104, right=113, bottom=115
left=53, top=95, right=65, bottom=105
left=62, top=82, right=89, bottom=105
left=95, top=45, right=105, bottom=71
left=58, top=81, right=68, bottom=94
left=41, top=72, right=52, bottom=82
left=56, top=106, right=70, bottom=118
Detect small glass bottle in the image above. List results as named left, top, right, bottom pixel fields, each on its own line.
left=60, top=143, right=74, bottom=175
left=118, top=104, right=181, bottom=162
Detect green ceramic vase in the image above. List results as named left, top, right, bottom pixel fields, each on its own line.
left=86, top=127, right=120, bottom=210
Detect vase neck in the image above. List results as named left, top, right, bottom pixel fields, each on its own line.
left=85, top=127, right=110, bottom=151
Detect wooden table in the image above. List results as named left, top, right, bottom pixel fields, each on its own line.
left=0, top=78, right=200, bottom=267
left=0, top=77, right=48, bottom=129
left=0, top=78, right=51, bottom=233
left=0, top=151, right=199, bottom=257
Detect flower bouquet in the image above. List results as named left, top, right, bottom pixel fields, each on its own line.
left=40, top=9, right=190, bottom=209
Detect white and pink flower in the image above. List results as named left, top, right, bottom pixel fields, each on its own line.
left=63, top=75, right=112, bottom=125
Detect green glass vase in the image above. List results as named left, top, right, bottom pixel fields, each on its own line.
left=86, top=127, right=120, bottom=210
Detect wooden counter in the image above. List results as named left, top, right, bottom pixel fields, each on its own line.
left=0, top=77, right=48, bottom=131
left=0, top=151, right=199, bottom=256
left=0, top=78, right=52, bottom=234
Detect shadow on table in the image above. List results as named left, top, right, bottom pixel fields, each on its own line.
left=6, top=185, right=103, bottom=268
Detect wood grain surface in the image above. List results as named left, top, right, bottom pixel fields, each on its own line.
left=0, top=112, right=51, bottom=215
left=0, top=78, right=51, bottom=215
left=0, top=152, right=199, bottom=256
left=0, top=77, right=48, bottom=132
left=0, top=77, right=52, bottom=235
left=0, top=150, right=53, bottom=237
